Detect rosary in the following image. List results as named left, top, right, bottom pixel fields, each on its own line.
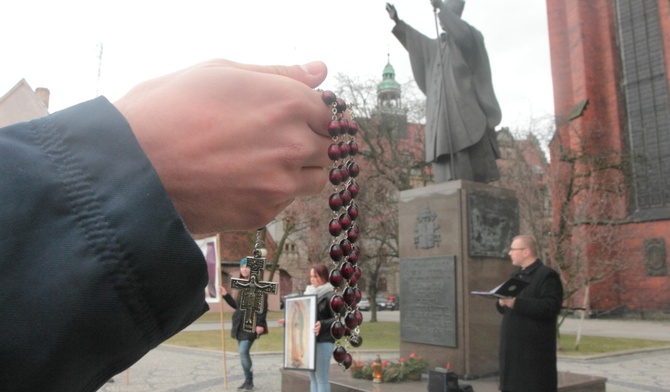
left=321, top=90, right=363, bottom=370
left=236, top=90, right=363, bottom=370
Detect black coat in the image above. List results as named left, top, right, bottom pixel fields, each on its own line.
left=0, top=98, right=209, bottom=392
left=315, top=291, right=338, bottom=343
left=496, top=259, right=563, bottom=392
left=223, top=292, right=268, bottom=341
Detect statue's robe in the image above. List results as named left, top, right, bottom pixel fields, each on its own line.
left=392, top=4, right=502, bottom=183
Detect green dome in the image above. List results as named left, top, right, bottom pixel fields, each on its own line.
left=378, top=62, right=400, bottom=92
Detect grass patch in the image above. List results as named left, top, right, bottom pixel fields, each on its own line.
left=558, top=334, right=668, bottom=355
left=166, top=322, right=401, bottom=353
left=167, top=320, right=668, bottom=357
left=166, top=330, right=285, bottom=352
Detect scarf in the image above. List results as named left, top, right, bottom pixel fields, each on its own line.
left=304, top=283, right=333, bottom=301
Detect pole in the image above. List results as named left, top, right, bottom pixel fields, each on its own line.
left=433, top=6, right=457, bottom=180
left=217, top=233, right=228, bottom=389
left=220, top=299, right=228, bottom=389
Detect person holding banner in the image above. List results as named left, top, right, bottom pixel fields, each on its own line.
left=221, top=258, right=269, bottom=391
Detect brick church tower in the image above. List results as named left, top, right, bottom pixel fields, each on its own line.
left=547, top=0, right=670, bottom=315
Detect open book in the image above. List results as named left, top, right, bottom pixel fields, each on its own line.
left=470, top=277, right=528, bottom=299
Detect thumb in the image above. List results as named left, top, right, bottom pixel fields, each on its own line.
left=207, top=59, right=328, bottom=89
left=248, top=61, right=329, bottom=89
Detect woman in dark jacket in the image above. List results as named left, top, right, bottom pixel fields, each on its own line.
left=280, top=264, right=338, bottom=392
left=496, top=235, right=564, bottom=392
left=305, top=264, right=338, bottom=392
left=221, top=258, right=268, bottom=391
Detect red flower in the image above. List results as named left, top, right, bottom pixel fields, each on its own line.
left=382, top=360, right=389, bottom=367
left=399, top=357, right=405, bottom=363
left=409, top=353, right=416, bottom=358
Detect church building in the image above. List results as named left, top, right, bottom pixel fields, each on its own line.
left=547, top=0, right=670, bottom=316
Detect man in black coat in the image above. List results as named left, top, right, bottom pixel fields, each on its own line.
left=496, top=235, right=564, bottom=392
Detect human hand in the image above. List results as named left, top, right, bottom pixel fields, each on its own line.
left=255, top=326, right=265, bottom=335
left=219, top=286, right=227, bottom=296
left=385, top=3, right=398, bottom=22
left=499, top=298, right=515, bottom=309
left=314, top=321, right=321, bottom=335
left=114, top=59, right=334, bottom=233
left=278, top=318, right=285, bottom=327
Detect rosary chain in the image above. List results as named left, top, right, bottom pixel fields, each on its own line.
left=321, top=90, right=363, bottom=370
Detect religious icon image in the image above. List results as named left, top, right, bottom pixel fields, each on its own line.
left=195, top=235, right=221, bottom=303
left=283, top=295, right=317, bottom=371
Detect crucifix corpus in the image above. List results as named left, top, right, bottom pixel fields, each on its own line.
left=231, top=232, right=278, bottom=332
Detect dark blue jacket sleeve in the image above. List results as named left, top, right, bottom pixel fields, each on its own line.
left=0, top=97, right=209, bottom=392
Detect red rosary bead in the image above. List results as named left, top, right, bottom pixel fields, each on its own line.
left=322, top=90, right=338, bottom=105
left=320, top=89, right=362, bottom=370
left=328, top=120, right=341, bottom=138
left=328, top=144, right=341, bottom=160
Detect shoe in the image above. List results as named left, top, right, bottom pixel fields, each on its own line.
left=238, top=380, right=254, bottom=391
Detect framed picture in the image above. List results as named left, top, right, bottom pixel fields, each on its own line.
left=194, top=235, right=221, bottom=303
left=283, top=294, right=317, bottom=371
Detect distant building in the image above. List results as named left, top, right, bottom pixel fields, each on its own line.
left=0, top=79, right=50, bottom=127
left=494, top=128, right=552, bottom=260
left=547, top=0, right=670, bottom=316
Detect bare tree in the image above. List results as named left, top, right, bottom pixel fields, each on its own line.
left=497, top=117, right=631, bottom=350
left=332, top=73, right=429, bottom=321
left=267, top=194, right=323, bottom=281
left=269, top=73, right=429, bottom=321
left=495, top=129, right=552, bottom=259
left=549, top=120, right=630, bottom=349
left=268, top=192, right=333, bottom=287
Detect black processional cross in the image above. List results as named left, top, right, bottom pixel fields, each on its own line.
left=231, top=247, right=278, bottom=333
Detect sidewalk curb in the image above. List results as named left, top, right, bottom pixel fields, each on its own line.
left=557, top=345, right=670, bottom=361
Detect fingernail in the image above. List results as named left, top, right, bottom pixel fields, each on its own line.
left=300, top=61, right=322, bottom=76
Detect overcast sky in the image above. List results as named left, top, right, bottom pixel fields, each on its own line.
left=1, top=0, right=554, bottom=131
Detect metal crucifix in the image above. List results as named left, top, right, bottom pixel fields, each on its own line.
left=231, top=230, right=278, bottom=332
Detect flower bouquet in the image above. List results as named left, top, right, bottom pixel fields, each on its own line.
left=350, top=353, right=429, bottom=382
left=398, top=353, right=429, bottom=380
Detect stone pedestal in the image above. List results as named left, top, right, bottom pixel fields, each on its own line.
left=280, top=366, right=607, bottom=392
left=398, top=180, right=519, bottom=378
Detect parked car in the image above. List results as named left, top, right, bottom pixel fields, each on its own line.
left=357, top=296, right=396, bottom=311
left=356, top=297, right=369, bottom=311
left=375, top=296, right=396, bottom=311
left=387, top=295, right=400, bottom=310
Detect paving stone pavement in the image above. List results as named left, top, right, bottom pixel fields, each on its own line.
left=98, top=318, right=670, bottom=392
left=558, top=349, right=670, bottom=392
